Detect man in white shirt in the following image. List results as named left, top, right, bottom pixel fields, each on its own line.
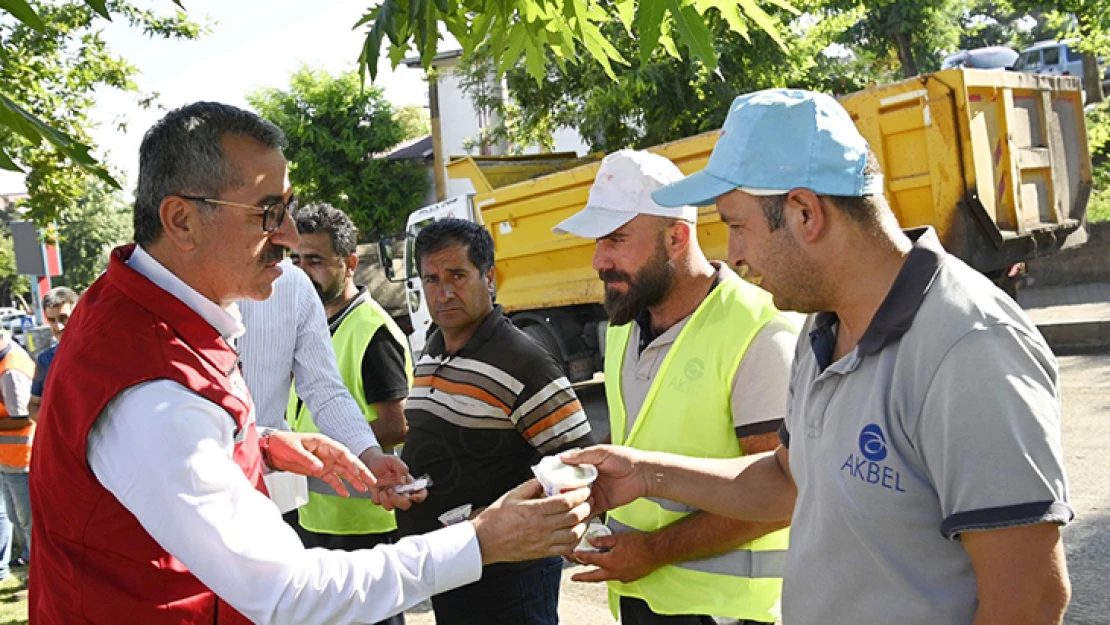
left=239, top=258, right=397, bottom=514
left=28, top=101, right=593, bottom=625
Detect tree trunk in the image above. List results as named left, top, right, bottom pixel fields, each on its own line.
left=1075, top=14, right=1104, bottom=104
left=892, top=29, right=918, bottom=78
left=1081, top=51, right=1104, bottom=104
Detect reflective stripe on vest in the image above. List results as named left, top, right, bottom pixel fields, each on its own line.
left=0, top=346, right=36, bottom=471
left=603, top=273, right=790, bottom=622
left=288, top=297, right=414, bottom=535
left=306, top=476, right=377, bottom=499
left=606, top=517, right=787, bottom=578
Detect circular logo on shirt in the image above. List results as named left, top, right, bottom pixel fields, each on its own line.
left=859, top=424, right=888, bottom=462
left=684, top=358, right=705, bottom=380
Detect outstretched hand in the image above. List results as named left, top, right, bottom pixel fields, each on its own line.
left=472, top=479, right=593, bottom=565
left=359, top=448, right=427, bottom=511
left=560, top=445, right=651, bottom=514
left=266, top=431, right=375, bottom=497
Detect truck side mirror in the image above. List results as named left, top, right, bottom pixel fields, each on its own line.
left=378, top=237, right=403, bottom=283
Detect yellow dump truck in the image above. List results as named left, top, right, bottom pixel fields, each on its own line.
left=382, top=69, right=1093, bottom=382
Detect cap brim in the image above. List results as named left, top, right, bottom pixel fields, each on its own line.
left=652, top=170, right=737, bottom=207
left=552, top=206, right=638, bottom=239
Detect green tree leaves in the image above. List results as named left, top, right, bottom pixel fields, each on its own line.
left=248, top=67, right=431, bottom=239
left=0, top=0, right=202, bottom=225
left=394, top=104, right=432, bottom=140
left=498, top=2, right=863, bottom=153
left=0, top=95, right=116, bottom=190
left=50, top=179, right=134, bottom=292
left=357, top=0, right=793, bottom=84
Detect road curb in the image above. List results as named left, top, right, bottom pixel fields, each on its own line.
left=1037, top=320, right=1110, bottom=351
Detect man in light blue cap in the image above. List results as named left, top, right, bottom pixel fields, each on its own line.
left=565, top=89, right=1073, bottom=624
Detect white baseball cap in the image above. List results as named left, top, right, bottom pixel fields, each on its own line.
left=552, top=149, right=697, bottom=239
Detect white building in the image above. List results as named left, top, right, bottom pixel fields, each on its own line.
left=402, top=50, right=589, bottom=199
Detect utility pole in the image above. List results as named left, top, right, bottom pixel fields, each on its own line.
left=429, top=75, right=447, bottom=201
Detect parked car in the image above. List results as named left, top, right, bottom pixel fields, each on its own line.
left=0, top=312, right=33, bottom=350
left=942, top=46, right=1018, bottom=70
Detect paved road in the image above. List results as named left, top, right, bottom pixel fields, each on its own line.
left=407, top=353, right=1110, bottom=624
left=1057, top=351, right=1110, bottom=624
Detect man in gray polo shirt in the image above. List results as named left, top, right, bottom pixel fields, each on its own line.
left=566, top=89, right=1073, bottom=624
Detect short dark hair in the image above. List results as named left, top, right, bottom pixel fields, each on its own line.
left=42, top=286, right=78, bottom=309
left=761, top=150, right=888, bottom=230
left=759, top=195, right=788, bottom=231
left=414, top=219, right=495, bottom=275
left=133, top=102, right=287, bottom=247
left=294, top=203, right=358, bottom=257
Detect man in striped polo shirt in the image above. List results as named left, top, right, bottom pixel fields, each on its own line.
left=397, top=219, right=593, bottom=625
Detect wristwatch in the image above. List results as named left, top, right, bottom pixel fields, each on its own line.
left=258, top=429, right=276, bottom=470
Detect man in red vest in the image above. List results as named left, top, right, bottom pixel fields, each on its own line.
left=29, top=102, right=593, bottom=625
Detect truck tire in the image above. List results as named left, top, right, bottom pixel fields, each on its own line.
left=521, top=323, right=564, bottom=365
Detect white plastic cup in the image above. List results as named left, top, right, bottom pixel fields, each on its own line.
left=574, top=523, right=612, bottom=553
left=532, top=455, right=598, bottom=496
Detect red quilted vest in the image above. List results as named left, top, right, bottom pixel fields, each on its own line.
left=30, top=244, right=267, bottom=624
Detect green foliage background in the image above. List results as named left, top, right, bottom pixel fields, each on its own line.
left=248, top=68, right=431, bottom=239
left=1084, top=102, right=1110, bottom=222
left=50, top=179, right=134, bottom=291
left=0, top=0, right=202, bottom=224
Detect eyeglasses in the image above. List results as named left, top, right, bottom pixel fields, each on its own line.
left=178, top=194, right=297, bottom=233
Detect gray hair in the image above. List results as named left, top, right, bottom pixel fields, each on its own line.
left=133, top=102, right=287, bottom=246
left=42, top=286, right=78, bottom=310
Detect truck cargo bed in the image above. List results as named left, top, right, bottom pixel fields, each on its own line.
left=447, top=68, right=1092, bottom=312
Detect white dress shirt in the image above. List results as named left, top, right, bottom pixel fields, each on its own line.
left=238, top=261, right=379, bottom=456
left=85, top=246, right=482, bottom=624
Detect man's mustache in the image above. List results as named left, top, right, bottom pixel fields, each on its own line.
left=261, top=245, right=286, bottom=265
left=599, top=269, right=632, bottom=285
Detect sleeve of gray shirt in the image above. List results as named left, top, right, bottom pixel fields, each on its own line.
left=289, top=268, right=380, bottom=457
left=0, top=369, right=33, bottom=418
left=730, top=315, right=798, bottom=438
left=917, top=324, right=1073, bottom=540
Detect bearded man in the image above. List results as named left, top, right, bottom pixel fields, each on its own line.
left=553, top=150, right=797, bottom=625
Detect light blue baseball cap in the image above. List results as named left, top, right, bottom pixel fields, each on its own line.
left=653, top=89, right=884, bottom=207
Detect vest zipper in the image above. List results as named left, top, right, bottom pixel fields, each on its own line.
left=213, top=596, right=219, bottom=624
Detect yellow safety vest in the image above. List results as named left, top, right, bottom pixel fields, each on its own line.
left=288, top=297, right=413, bottom=535
left=604, top=274, right=789, bottom=621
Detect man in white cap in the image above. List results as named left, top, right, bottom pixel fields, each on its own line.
left=553, top=149, right=796, bottom=625
left=565, top=89, right=1073, bottom=624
